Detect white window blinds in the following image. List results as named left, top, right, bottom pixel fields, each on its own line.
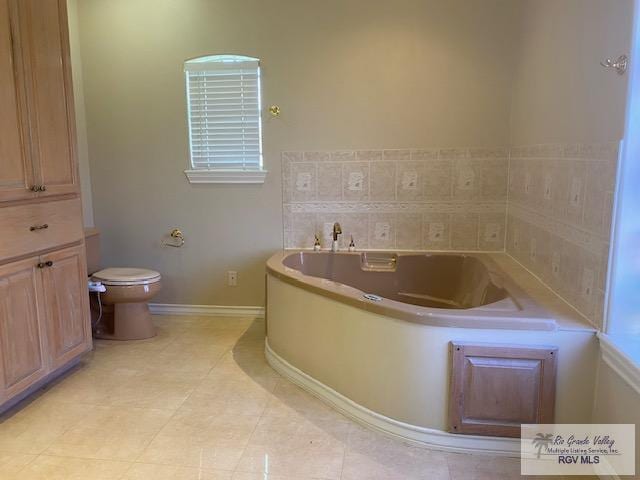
left=185, top=56, right=263, bottom=170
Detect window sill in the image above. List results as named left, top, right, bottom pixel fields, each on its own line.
left=598, top=332, right=640, bottom=395
left=184, top=169, right=268, bottom=184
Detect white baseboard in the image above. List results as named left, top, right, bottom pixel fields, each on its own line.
left=265, top=339, right=521, bottom=456
left=149, top=303, right=264, bottom=318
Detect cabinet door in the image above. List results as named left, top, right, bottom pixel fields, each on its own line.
left=0, top=0, right=34, bottom=202
left=13, top=0, right=78, bottom=198
left=0, top=258, right=47, bottom=402
left=40, top=244, right=91, bottom=370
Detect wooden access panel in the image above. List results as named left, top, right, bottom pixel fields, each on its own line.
left=449, top=342, right=557, bottom=438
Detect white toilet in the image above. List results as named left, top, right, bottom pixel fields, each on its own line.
left=85, top=229, right=162, bottom=340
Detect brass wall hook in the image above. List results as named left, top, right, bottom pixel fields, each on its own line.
left=268, top=105, right=281, bottom=117
left=163, top=228, right=185, bottom=248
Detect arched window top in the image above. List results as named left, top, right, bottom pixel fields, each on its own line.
left=185, top=54, right=259, bottom=65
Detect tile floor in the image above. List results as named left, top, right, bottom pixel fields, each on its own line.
left=0, top=316, right=588, bottom=479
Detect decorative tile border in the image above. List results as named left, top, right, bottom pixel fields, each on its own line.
left=510, top=142, right=619, bottom=161
left=508, top=203, right=608, bottom=256
left=286, top=201, right=506, bottom=214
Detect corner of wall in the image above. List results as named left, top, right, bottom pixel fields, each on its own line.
left=66, top=0, right=95, bottom=228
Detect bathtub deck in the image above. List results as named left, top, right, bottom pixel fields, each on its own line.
left=487, top=253, right=597, bottom=332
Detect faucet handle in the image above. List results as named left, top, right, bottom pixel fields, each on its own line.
left=348, top=235, right=356, bottom=252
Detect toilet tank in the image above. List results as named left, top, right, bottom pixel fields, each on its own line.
left=84, top=228, right=101, bottom=275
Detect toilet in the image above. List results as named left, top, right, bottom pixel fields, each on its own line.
left=85, top=229, right=162, bottom=340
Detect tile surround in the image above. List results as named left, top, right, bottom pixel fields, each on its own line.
left=282, top=142, right=619, bottom=330
left=282, top=147, right=509, bottom=252
left=506, top=142, right=619, bottom=329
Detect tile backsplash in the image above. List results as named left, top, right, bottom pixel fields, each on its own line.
left=282, top=148, right=508, bottom=251
left=506, top=143, right=619, bottom=329
left=281, top=142, right=619, bottom=330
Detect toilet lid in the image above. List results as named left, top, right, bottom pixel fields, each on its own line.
left=92, top=268, right=161, bottom=286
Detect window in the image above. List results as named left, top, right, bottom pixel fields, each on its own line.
left=604, top=8, right=640, bottom=379
left=184, top=55, right=266, bottom=183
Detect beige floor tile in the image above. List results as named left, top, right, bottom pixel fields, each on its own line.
left=342, top=425, right=450, bottom=479
left=155, top=408, right=260, bottom=442
left=231, top=472, right=321, bottom=480
left=248, top=413, right=351, bottom=446
left=137, top=409, right=259, bottom=471
left=235, top=414, right=348, bottom=479
left=122, top=462, right=234, bottom=479
left=106, top=373, right=201, bottom=410
left=43, top=406, right=174, bottom=461
left=136, top=436, right=246, bottom=471
left=204, top=359, right=280, bottom=391
left=180, top=378, right=274, bottom=415
left=262, top=380, right=348, bottom=423
left=445, top=451, right=522, bottom=480
left=235, top=442, right=345, bottom=479
left=341, top=449, right=450, bottom=480
left=0, top=400, right=96, bottom=454
left=0, top=451, right=37, bottom=476
left=40, top=366, right=140, bottom=406
left=15, top=455, right=131, bottom=480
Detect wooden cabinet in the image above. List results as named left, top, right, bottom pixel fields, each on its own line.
left=0, top=258, right=47, bottom=403
left=40, top=245, right=91, bottom=370
left=0, top=0, right=32, bottom=203
left=0, top=0, right=78, bottom=202
left=0, top=247, right=91, bottom=405
left=0, top=0, right=90, bottom=410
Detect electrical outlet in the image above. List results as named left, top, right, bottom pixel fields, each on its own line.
left=227, top=271, right=238, bottom=286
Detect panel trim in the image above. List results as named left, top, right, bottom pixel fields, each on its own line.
left=449, top=342, right=557, bottom=437
left=265, top=338, right=521, bottom=456
left=598, top=333, right=640, bottom=396
left=149, top=303, right=265, bottom=318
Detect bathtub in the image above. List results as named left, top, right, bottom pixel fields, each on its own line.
left=265, top=250, right=598, bottom=455
left=268, top=251, right=554, bottom=331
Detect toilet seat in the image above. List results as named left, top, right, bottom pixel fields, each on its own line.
left=92, top=268, right=161, bottom=286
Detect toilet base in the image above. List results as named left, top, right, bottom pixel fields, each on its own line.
left=93, top=302, right=157, bottom=341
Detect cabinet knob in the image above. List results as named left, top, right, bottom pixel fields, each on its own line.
left=36, top=261, right=53, bottom=269
left=29, top=224, right=49, bottom=231
left=29, top=185, right=46, bottom=192
left=40, top=185, right=46, bottom=192
left=36, top=262, right=45, bottom=269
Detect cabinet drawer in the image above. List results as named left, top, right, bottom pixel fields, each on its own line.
left=0, top=198, right=83, bottom=262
